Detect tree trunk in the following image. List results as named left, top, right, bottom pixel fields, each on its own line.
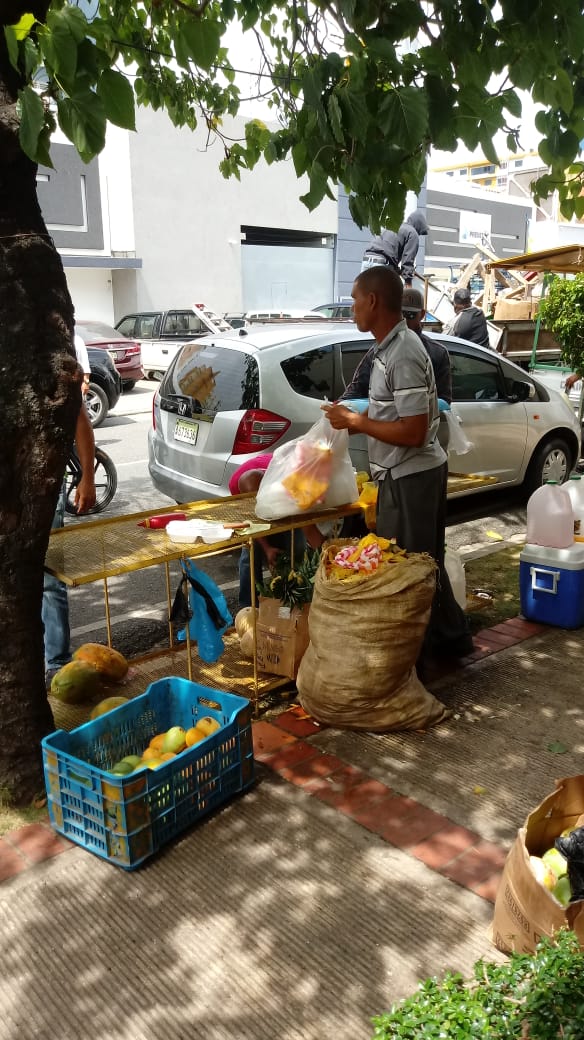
left=0, top=29, right=80, bottom=803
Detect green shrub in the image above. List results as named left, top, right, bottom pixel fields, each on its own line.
left=371, top=929, right=584, bottom=1039
left=538, top=274, right=584, bottom=374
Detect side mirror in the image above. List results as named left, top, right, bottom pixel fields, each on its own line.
left=509, top=379, right=533, bottom=402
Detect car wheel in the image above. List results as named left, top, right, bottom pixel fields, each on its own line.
left=122, top=380, right=136, bottom=392
left=85, top=383, right=108, bottom=428
left=524, top=437, right=573, bottom=497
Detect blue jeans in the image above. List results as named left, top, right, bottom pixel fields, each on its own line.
left=42, top=485, right=71, bottom=672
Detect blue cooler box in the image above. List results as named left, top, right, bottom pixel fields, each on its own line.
left=520, top=543, right=584, bottom=628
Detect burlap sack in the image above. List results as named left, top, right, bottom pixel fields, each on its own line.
left=297, top=541, right=448, bottom=731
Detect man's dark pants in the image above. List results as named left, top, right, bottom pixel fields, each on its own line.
left=376, top=462, right=472, bottom=656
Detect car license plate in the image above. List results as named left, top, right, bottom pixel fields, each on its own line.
left=109, top=350, right=122, bottom=361
left=174, top=418, right=199, bottom=445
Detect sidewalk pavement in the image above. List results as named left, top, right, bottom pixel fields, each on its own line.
left=0, top=615, right=582, bottom=1040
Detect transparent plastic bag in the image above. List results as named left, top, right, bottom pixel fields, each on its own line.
left=255, top=416, right=358, bottom=520
left=446, top=406, right=472, bottom=456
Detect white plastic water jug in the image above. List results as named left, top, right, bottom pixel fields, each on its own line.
left=565, top=475, right=584, bottom=537
left=445, top=545, right=467, bottom=610
left=526, top=481, right=574, bottom=548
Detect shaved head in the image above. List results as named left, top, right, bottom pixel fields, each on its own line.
left=354, top=266, right=403, bottom=313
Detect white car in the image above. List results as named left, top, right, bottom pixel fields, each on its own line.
left=148, top=322, right=581, bottom=504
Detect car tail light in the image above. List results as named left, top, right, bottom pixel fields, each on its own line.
left=124, top=342, right=141, bottom=356
left=152, top=393, right=158, bottom=431
left=233, top=409, right=290, bottom=454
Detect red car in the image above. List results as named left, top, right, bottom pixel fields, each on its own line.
left=75, top=320, right=144, bottom=391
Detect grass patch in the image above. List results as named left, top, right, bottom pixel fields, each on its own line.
left=0, top=789, right=48, bottom=837
left=464, top=544, right=522, bottom=633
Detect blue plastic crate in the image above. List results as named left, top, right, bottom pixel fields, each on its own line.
left=42, top=677, right=254, bottom=869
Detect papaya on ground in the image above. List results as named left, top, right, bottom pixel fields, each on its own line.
left=73, top=643, right=129, bottom=681
left=51, top=661, right=102, bottom=704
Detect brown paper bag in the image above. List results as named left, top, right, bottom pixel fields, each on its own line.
left=491, top=776, right=584, bottom=954
left=255, top=597, right=310, bottom=680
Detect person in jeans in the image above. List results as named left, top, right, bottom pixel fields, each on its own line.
left=323, top=265, right=473, bottom=662
left=43, top=401, right=96, bottom=686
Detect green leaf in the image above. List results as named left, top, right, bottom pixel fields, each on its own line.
left=547, top=741, right=568, bottom=754
left=554, top=67, right=574, bottom=114
left=377, top=86, right=428, bottom=150
left=40, top=24, right=77, bottom=85
left=4, top=27, right=19, bottom=71
left=47, top=5, right=87, bottom=45
left=327, top=94, right=344, bottom=144
left=57, top=92, right=106, bottom=161
left=180, top=19, right=223, bottom=72
left=12, top=12, right=35, bottom=40
left=17, top=86, right=46, bottom=162
left=97, top=69, right=136, bottom=131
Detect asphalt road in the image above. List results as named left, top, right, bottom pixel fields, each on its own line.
left=65, top=380, right=528, bottom=654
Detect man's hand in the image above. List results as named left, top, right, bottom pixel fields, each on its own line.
left=74, top=475, right=96, bottom=514
left=321, top=402, right=362, bottom=432
left=565, top=373, right=581, bottom=392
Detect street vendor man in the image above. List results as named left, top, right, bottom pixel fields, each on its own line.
left=322, top=266, right=473, bottom=663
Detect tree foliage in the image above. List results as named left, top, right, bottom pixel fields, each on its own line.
left=538, top=274, right=584, bottom=374
left=5, top=0, right=584, bottom=231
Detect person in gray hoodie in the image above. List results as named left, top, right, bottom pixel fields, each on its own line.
left=361, top=210, right=429, bottom=285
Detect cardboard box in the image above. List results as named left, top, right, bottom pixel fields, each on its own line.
left=493, top=297, right=539, bottom=321
left=492, top=776, right=584, bottom=954
left=255, top=597, right=310, bottom=680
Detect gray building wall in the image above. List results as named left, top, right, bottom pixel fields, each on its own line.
left=37, top=144, right=104, bottom=250
left=425, top=187, right=531, bottom=275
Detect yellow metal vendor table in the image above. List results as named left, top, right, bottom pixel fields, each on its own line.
left=44, top=475, right=496, bottom=715
left=44, top=495, right=361, bottom=712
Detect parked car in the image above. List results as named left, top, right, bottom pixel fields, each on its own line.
left=244, top=308, right=326, bottom=322
left=86, top=346, right=122, bottom=428
left=76, top=321, right=143, bottom=390
left=148, top=322, right=581, bottom=504
left=115, top=305, right=232, bottom=380
left=312, top=301, right=354, bottom=319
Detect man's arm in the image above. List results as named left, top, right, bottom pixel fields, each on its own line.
left=322, top=403, right=428, bottom=447
left=74, top=405, right=97, bottom=513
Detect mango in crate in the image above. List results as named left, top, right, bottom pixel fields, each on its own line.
left=162, top=726, right=187, bottom=754
left=196, top=716, right=221, bottom=738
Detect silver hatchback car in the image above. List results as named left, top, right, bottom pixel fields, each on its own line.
left=148, top=322, right=581, bottom=504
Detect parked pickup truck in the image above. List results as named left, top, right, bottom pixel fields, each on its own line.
left=115, top=305, right=232, bottom=379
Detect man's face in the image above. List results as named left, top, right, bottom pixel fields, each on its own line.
left=351, top=281, right=375, bottom=332
left=403, top=307, right=425, bottom=333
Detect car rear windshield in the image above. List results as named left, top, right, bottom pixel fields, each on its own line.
left=160, top=342, right=259, bottom=415
left=77, top=322, right=121, bottom=342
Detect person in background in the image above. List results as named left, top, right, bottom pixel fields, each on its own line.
left=361, top=210, right=429, bottom=286
left=74, top=331, right=91, bottom=396
left=448, top=287, right=490, bottom=348
left=402, top=288, right=452, bottom=451
left=564, top=372, right=582, bottom=392
left=323, top=266, right=473, bottom=663
left=43, top=394, right=97, bottom=687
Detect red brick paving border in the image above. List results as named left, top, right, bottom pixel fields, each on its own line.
left=0, top=616, right=544, bottom=886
